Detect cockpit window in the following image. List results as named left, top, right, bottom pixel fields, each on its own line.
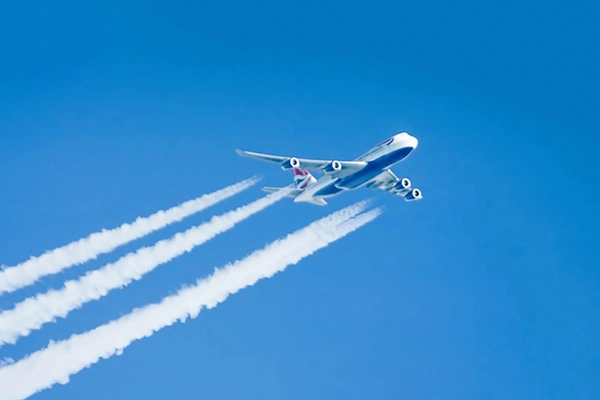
left=374, top=137, right=394, bottom=147
left=357, top=137, right=394, bottom=160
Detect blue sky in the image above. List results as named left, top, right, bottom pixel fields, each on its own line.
left=1, top=0, right=599, bottom=399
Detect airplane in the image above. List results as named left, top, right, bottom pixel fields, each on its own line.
left=236, top=132, right=423, bottom=206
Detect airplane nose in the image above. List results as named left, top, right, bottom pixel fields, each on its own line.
left=405, top=134, right=418, bottom=149
left=395, top=132, right=418, bottom=149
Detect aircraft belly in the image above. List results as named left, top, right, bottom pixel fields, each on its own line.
left=336, top=168, right=382, bottom=190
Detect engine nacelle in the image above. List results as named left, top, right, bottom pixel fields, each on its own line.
left=280, top=157, right=301, bottom=170
left=395, top=177, right=411, bottom=190
left=323, top=160, right=342, bottom=174
left=391, top=177, right=411, bottom=195
left=404, top=188, right=423, bottom=201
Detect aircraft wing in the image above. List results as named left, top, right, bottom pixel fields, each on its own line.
left=365, top=169, right=420, bottom=200
left=236, top=149, right=366, bottom=175
left=364, top=169, right=400, bottom=191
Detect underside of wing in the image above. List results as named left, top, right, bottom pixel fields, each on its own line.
left=364, top=169, right=400, bottom=191
left=236, top=149, right=366, bottom=176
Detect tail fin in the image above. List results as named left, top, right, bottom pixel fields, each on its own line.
left=292, top=168, right=316, bottom=189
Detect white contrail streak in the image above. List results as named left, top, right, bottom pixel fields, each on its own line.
left=0, top=177, right=259, bottom=295
left=0, top=189, right=288, bottom=347
left=0, top=203, right=380, bottom=400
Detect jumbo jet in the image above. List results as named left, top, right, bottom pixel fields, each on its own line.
left=236, top=132, right=423, bottom=205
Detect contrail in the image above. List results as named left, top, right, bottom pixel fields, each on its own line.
left=0, top=177, right=259, bottom=295
left=0, top=189, right=289, bottom=347
left=0, top=203, right=380, bottom=400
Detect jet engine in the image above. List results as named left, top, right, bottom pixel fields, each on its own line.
left=395, top=177, right=411, bottom=190
left=323, top=160, right=342, bottom=174
left=280, top=157, right=301, bottom=170
left=404, top=188, right=423, bottom=201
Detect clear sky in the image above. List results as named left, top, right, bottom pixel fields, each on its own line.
left=1, top=1, right=599, bottom=399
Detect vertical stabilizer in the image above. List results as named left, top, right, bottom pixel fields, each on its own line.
left=292, top=168, right=316, bottom=189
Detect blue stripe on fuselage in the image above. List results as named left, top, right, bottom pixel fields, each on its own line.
left=335, top=146, right=414, bottom=190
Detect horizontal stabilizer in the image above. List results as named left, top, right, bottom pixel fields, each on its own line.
left=262, top=186, right=302, bottom=198
left=301, top=197, right=328, bottom=206
left=261, top=187, right=327, bottom=205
